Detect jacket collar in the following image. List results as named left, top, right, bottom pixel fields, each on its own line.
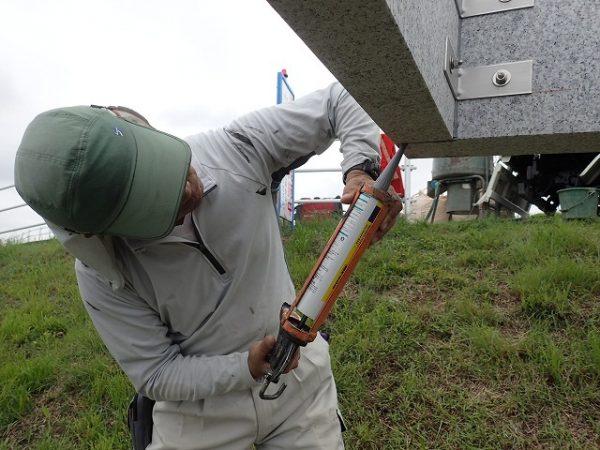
left=51, top=162, right=217, bottom=290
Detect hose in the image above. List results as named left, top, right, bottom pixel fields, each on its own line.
left=425, top=181, right=441, bottom=223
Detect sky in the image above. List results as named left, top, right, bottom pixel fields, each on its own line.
left=0, top=0, right=432, bottom=238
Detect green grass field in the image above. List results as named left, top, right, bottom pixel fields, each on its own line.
left=2, top=216, right=600, bottom=449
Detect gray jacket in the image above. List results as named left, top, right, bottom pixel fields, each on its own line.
left=68, top=83, right=380, bottom=401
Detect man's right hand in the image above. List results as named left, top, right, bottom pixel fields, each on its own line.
left=248, top=336, right=300, bottom=380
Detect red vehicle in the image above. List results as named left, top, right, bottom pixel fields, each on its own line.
left=294, top=198, right=343, bottom=221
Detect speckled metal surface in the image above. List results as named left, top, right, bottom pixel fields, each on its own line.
left=267, top=0, right=454, bottom=143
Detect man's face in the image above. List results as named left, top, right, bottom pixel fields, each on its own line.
left=177, top=166, right=204, bottom=223
left=109, top=106, right=205, bottom=224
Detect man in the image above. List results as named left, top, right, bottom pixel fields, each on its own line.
left=14, top=83, right=402, bottom=449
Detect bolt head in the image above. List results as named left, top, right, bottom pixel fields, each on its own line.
left=492, top=69, right=511, bottom=87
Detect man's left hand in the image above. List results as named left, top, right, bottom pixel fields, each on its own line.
left=340, top=170, right=403, bottom=245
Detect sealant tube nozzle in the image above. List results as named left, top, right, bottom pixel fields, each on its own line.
left=373, top=143, right=407, bottom=191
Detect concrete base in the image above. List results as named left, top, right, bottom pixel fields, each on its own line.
left=268, top=0, right=600, bottom=158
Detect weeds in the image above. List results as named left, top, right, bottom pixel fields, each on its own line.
left=1, top=216, right=600, bottom=448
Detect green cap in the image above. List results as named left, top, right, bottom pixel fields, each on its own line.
left=14, top=106, right=191, bottom=239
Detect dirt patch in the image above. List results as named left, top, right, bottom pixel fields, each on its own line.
left=386, top=282, right=447, bottom=306
left=2, top=385, right=70, bottom=446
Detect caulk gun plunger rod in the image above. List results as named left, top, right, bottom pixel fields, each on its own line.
left=373, top=143, right=407, bottom=191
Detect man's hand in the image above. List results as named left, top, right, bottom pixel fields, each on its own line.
left=341, top=170, right=403, bottom=245
left=248, top=336, right=300, bottom=380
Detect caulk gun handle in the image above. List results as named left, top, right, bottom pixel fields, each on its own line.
left=373, top=143, right=407, bottom=192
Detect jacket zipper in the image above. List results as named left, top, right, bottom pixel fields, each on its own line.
left=187, top=216, right=227, bottom=275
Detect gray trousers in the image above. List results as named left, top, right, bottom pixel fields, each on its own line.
left=147, top=334, right=344, bottom=450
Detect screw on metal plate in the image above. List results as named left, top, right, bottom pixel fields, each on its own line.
left=492, top=69, right=511, bottom=86
left=443, top=37, right=532, bottom=100
left=450, top=58, right=463, bottom=73
left=499, top=0, right=512, bottom=3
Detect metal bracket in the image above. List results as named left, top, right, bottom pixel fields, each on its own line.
left=455, top=0, right=534, bottom=18
left=443, top=38, right=533, bottom=100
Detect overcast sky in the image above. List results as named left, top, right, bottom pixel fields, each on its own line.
left=0, top=0, right=432, bottom=237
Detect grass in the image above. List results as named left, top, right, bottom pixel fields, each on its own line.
left=2, top=215, right=600, bottom=448
left=286, top=215, right=600, bottom=449
left=0, top=242, right=131, bottom=449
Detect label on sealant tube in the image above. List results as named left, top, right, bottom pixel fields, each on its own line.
left=296, top=192, right=383, bottom=320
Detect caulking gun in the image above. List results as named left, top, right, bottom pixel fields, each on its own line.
left=259, top=142, right=407, bottom=400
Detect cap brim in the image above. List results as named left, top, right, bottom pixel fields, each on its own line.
left=105, top=122, right=191, bottom=239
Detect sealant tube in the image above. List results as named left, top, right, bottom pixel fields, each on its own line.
left=296, top=191, right=384, bottom=319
